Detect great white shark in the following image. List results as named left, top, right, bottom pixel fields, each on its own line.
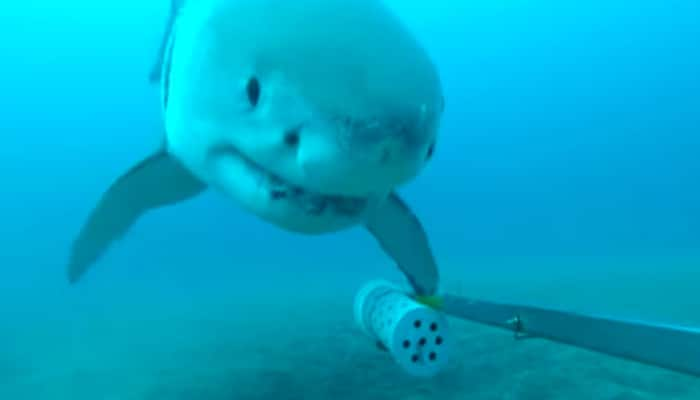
left=67, top=0, right=445, bottom=296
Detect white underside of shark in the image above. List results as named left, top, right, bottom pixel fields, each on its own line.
left=67, top=0, right=445, bottom=296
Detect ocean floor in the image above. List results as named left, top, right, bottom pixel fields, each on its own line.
left=2, top=256, right=700, bottom=399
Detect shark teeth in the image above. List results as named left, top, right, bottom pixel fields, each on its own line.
left=269, top=180, right=365, bottom=217
left=304, top=196, right=328, bottom=215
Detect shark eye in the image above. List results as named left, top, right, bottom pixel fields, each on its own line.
left=246, top=77, right=261, bottom=107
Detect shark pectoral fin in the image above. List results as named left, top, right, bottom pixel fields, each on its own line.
left=67, top=150, right=206, bottom=284
left=149, top=0, right=183, bottom=84
left=365, top=193, right=440, bottom=296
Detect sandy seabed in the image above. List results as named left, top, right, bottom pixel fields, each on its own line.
left=3, top=257, right=700, bottom=399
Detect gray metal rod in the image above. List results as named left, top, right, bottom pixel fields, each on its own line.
left=441, top=294, right=700, bottom=378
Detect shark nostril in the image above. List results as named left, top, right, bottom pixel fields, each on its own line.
left=284, top=127, right=301, bottom=147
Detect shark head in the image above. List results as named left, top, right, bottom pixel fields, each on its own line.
left=164, top=0, right=444, bottom=233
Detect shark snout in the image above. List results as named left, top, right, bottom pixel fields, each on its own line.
left=296, top=123, right=436, bottom=197
left=359, top=112, right=439, bottom=168
left=371, top=133, right=432, bottom=167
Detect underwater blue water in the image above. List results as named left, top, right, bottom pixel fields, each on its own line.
left=0, top=0, right=698, bottom=398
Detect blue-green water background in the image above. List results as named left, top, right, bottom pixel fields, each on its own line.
left=1, top=0, right=698, bottom=398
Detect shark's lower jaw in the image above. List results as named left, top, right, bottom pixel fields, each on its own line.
left=209, top=144, right=373, bottom=224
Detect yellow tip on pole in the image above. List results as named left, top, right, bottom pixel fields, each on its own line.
left=414, top=295, right=444, bottom=310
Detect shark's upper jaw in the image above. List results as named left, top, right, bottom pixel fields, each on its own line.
left=209, top=144, right=370, bottom=218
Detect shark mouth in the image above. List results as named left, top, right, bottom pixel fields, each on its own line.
left=210, top=144, right=369, bottom=217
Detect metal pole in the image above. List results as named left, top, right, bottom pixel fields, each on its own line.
left=441, top=294, right=700, bottom=378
